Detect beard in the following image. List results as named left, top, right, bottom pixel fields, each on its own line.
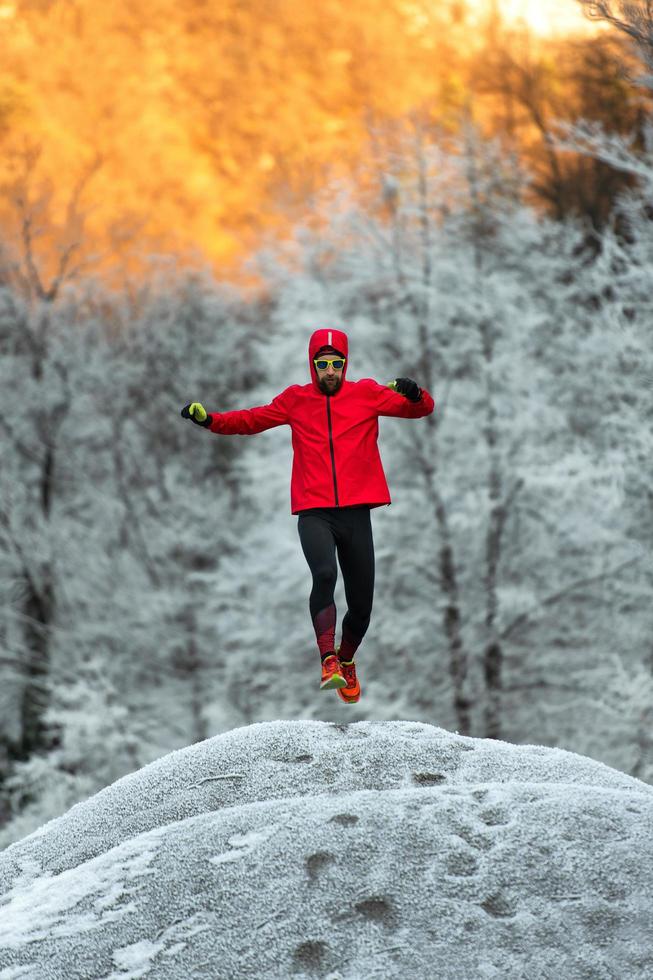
left=318, top=376, right=342, bottom=395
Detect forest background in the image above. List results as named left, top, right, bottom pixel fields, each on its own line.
left=1, top=0, right=652, bottom=847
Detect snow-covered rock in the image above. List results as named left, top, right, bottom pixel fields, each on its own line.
left=0, top=720, right=651, bottom=979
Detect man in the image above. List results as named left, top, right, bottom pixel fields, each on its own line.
left=181, top=328, right=434, bottom=703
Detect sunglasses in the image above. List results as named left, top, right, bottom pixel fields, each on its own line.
left=314, top=357, right=346, bottom=370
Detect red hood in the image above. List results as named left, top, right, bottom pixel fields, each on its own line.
left=308, top=328, right=349, bottom=394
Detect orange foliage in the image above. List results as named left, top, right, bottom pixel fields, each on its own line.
left=0, top=0, right=605, bottom=290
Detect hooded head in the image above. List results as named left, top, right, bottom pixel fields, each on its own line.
left=308, top=328, right=349, bottom=395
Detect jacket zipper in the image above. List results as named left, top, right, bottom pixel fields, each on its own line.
left=326, top=397, right=339, bottom=505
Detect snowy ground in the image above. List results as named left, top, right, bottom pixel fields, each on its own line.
left=0, top=720, right=651, bottom=979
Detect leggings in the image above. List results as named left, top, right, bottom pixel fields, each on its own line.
left=297, top=505, right=375, bottom=660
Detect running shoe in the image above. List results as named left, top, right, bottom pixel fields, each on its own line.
left=336, top=646, right=361, bottom=703
left=320, top=653, right=346, bottom=690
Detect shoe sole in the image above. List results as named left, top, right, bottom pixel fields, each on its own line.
left=320, top=673, right=347, bottom=690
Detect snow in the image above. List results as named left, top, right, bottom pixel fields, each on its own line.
left=0, top=719, right=651, bottom=978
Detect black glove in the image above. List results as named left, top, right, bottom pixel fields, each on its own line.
left=392, top=378, right=422, bottom=403
left=181, top=402, right=212, bottom=427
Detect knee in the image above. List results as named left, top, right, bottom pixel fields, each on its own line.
left=313, top=563, right=337, bottom=590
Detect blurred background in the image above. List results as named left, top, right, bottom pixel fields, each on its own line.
left=1, top=0, right=652, bottom=846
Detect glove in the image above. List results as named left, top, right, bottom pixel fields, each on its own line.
left=389, top=378, right=422, bottom=403
left=181, top=402, right=212, bottom=427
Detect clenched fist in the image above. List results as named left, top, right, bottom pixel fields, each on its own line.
left=181, top=402, right=212, bottom=426
left=389, top=378, right=422, bottom=403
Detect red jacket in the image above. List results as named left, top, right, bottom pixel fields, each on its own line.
left=207, top=328, right=435, bottom=514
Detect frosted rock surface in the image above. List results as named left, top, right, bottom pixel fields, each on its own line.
left=0, top=720, right=651, bottom=979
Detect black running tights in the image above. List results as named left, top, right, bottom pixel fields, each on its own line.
left=297, top=506, right=375, bottom=660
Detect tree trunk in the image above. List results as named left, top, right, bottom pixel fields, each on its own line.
left=483, top=639, right=503, bottom=740
left=439, top=535, right=472, bottom=736
left=18, top=573, right=54, bottom=758
left=412, top=439, right=471, bottom=735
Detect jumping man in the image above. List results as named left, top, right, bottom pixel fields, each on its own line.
left=181, top=328, right=434, bottom=703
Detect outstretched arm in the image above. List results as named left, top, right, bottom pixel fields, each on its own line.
left=209, top=390, right=290, bottom=434
left=181, top=388, right=292, bottom=436
left=367, top=378, right=435, bottom=418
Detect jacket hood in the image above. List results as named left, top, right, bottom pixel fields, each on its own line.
left=308, top=328, right=349, bottom=394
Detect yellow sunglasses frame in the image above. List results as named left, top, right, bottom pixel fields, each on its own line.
left=313, top=357, right=346, bottom=369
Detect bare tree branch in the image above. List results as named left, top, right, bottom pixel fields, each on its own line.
left=500, top=553, right=643, bottom=641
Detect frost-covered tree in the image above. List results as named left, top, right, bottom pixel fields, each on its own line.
left=0, top=288, right=77, bottom=760
left=0, top=271, right=288, bottom=844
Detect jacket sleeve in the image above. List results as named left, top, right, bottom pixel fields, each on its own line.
left=364, top=379, right=435, bottom=419
left=207, top=387, right=292, bottom=435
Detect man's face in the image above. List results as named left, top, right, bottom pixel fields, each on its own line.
left=314, top=354, right=345, bottom=395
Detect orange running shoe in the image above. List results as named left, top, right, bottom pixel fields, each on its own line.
left=336, top=646, right=361, bottom=703
left=320, top=653, right=346, bottom=690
